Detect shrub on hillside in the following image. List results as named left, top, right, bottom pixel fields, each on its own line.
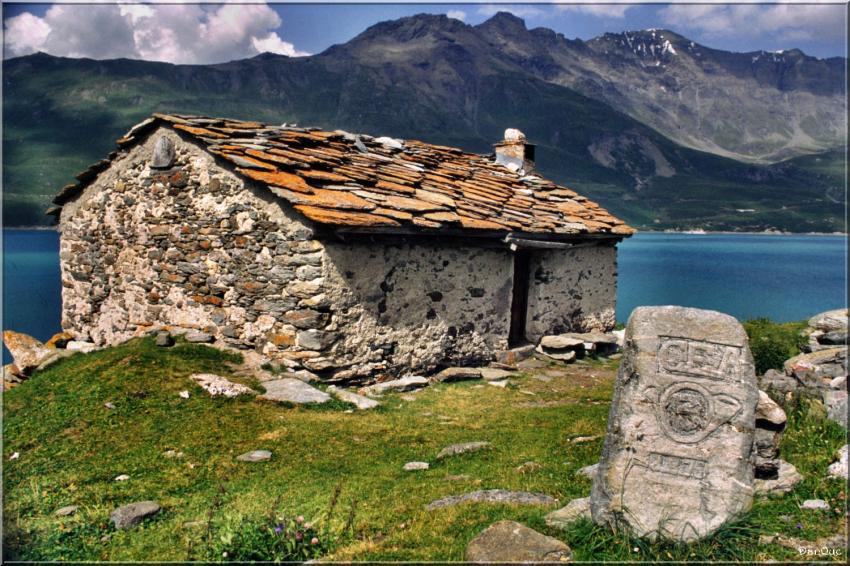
left=743, top=318, right=807, bottom=375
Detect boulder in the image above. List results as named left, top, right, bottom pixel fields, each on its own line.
left=66, top=341, right=96, bottom=353
left=576, top=463, right=599, bottom=479
left=590, top=306, right=759, bottom=542
left=359, top=375, right=428, bottom=396
left=403, top=461, right=429, bottom=471
left=2, top=331, right=53, bottom=374
left=155, top=331, right=174, bottom=347
left=545, top=497, right=592, bottom=529
left=327, top=385, right=380, bottom=410
left=436, top=441, right=490, bottom=460
left=823, top=390, right=848, bottom=429
left=808, top=309, right=848, bottom=333
left=827, top=445, right=848, bottom=479
left=189, top=373, right=253, bottom=398
left=539, top=335, right=585, bottom=351
left=480, top=368, right=514, bottom=381
left=820, top=331, right=848, bottom=346
left=754, top=460, right=803, bottom=494
left=784, top=347, right=847, bottom=389
left=536, top=347, right=576, bottom=362
left=465, top=521, right=572, bottom=563
left=426, top=489, right=558, bottom=511
left=431, top=367, right=482, bottom=383
left=800, top=499, right=830, bottom=511
left=259, top=378, right=330, bottom=404
left=758, top=369, right=798, bottom=395
left=109, top=501, right=161, bottom=529
left=45, top=332, right=74, bottom=349
left=755, top=390, right=787, bottom=427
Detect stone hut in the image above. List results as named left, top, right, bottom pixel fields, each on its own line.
left=50, top=114, right=633, bottom=381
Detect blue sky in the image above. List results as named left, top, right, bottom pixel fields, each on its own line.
left=3, top=2, right=847, bottom=63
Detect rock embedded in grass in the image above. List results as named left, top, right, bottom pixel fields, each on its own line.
left=54, top=505, right=79, bottom=517
left=155, top=331, right=175, bottom=347
left=545, top=497, right=591, bottom=529
left=237, top=450, right=272, bottom=462
left=327, top=385, right=380, bottom=409
left=465, top=520, right=572, bottom=563
left=430, top=367, right=482, bottom=383
left=576, top=463, right=598, bottom=479
left=590, top=306, right=759, bottom=542
left=828, top=445, right=848, bottom=479
left=359, top=375, right=428, bottom=396
left=190, top=373, right=253, bottom=398
left=403, top=461, right=429, bottom=471
left=114, top=474, right=130, bottom=482
left=754, top=459, right=803, bottom=494
left=109, top=501, right=161, bottom=529
left=436, top=441, right=490, bottom=460
left=426, top=489, right=557, bottom=510
left=479, top=368, right=514, bottom=381
left=259, top=378, right=330, bottom=404
left=800, top=499, right=830, bottom=511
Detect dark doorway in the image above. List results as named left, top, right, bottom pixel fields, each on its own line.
left=508, top=250, right=531, bottom=347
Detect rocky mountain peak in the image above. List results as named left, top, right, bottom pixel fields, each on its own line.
left=476, top=12, right=529, bottom=35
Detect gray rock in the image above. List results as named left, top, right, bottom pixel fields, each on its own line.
left=327, top=385, right=380, bottom=410
left=151, top=136, right=175, bottom=168
left=237, top=450, right=272, bottom=462
left=536, top=347, right=576, bottom=362
left=758, top=369, right=798, bottom=395
left=590, top=306, right=759, bottom=542
left=426, top=489, right=558, bottom=510
left=109, top=501, right=161, bottom=529
left=190, top=373, right=253, bottom=398
left=259, top=378, right=330, bottom=404
left=155, top=331, right=174, bottom=347
left=436, top=441, right=491, bottom=460
left=754, top=460, right=803, bottom=494
left=403, top=461, right=429, bottom=471
left=359, top=375, right=428, bottom=396
left=487, top=379, right=508, bottom=388
left=576, top=463, right=598, bottom=479
left=539, top=335, right=585, bottom=351
left=800, top=499, right=830, bottom=511
left=820, top=331, right=847, bottom=345
left=784, top=347, right=847, bottom=389
left=545, top=497, right=592, bottom=529
left=827, top=445, right=848, bottom=479
left=516, top=357, right=547, bottom=370
left=66, top=340, right=97, bottom=353
left=54, top=505, right=79, bottom=517
left=465, top=520, right=572, bottom=563
left=808, top=309, right=848, bottom=333
left=756, top=390, right=787, bottom=427
left=830, top=375, right=847, bottom=390
left=823, top=390, right=848, bottom=429
left=431, top=367, right=482, bottom=383
left=185, top=331, right=214, bottom=343
left=480, top=368, right=514, bottom=381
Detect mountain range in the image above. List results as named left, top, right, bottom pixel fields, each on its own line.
left=3, top=12, right=846, bottom=231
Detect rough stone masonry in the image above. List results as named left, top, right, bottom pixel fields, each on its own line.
left=590, top=306, right=759, bottom=542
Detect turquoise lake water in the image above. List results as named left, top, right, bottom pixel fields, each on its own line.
left=2, top=229, right=847, bottom=363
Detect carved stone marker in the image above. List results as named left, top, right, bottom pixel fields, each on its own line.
left=590, top=306, right=758, bottom=542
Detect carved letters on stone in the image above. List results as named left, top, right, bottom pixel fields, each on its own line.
left=590, top=306, right=758, bottom=542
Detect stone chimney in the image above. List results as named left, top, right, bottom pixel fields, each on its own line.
left=494, top=128, right=535, bottom=174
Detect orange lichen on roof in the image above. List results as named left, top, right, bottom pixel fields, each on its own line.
left=51, top=113, right=635, bottom=237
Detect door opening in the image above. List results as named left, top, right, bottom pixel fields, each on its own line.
left=508, top=250, right=531, bottom=348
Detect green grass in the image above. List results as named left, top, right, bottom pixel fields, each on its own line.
left=744, top=318, right=809, bottom=375
left=3, top=338, right=846, bottom=561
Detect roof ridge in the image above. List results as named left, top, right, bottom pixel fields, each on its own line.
left=49, top=113, right=634, bottom=239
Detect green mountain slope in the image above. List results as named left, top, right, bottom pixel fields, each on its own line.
left=2, top=14, right=846, bottom=232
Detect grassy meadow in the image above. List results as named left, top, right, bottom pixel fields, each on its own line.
left=2, top=336, right=847, bottom=561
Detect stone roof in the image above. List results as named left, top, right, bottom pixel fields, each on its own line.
left=51, top=113, right=634, bottom=239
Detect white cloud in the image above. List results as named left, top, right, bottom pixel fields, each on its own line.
left=660, top=3, right=847, bottom=43
left=447, top=10, right=467, bottom=22
left=557, top=5, right=632, bottom=19
left=3, top=2, right=308, bottom=63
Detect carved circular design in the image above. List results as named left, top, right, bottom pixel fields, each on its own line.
left=663, top=388, right=708, bottom=436
left=657, top=382, right=716, bottom=444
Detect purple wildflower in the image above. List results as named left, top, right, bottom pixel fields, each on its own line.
left=274, top=525, right=283, bottom=534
